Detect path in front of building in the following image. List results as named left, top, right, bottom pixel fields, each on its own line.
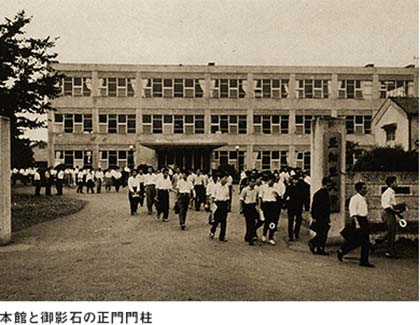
left=0, top=186, right=418, bottom=301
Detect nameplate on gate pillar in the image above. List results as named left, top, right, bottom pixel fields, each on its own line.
left=323, top=132, right=341, bottom=213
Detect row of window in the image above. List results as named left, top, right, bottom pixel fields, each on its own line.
left=54, top=150, right=93, bottom=167
left=59, top=76, right=416, bottom=99
left=54, top=113, right=372, bottom=135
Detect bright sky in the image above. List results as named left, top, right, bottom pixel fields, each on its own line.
left=2, top=0, right=419, bottom=140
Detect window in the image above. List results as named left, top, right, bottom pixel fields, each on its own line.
left=254, top=151, right=288, bottom=170
left=143, top=114, right=204, bottom=134
left=380, top=80, right=413, bottom=98
left=212, top=79, right=246, bottom=98
left=98, top=114, right=136, bottom=134
left=99, top=150, right=129, bottom=169
left=143, top=78, right=204, bottom=98
left=253, top=115, right=288, bottom=134
left=60, top=77, right=91, bottom=97
left=254, top=79, right=289, bottom=98
left=59, top=150, right=92, bottom=168
left=211, top=115, right=247, bottom=134
left=345, top=116, right=372, bottom=134
left=295, top=115, right=312, bottom=134
left=83, top=114, right=93, bottom=133
left=296, top=79, right=330, bottom=99
left=338, top=80, right=366, bottom=99
left=212, top=150, right=245, bottom=169
left=99, top=77, right=135, bottom=97
left=383, top=124, right=397, bottom=143
left=296, top=151, right=311, bottom=170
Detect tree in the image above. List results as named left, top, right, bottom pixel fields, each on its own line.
left=0, top=10, right=61, bottom=168
left=352, top=146, right=419, bottom=172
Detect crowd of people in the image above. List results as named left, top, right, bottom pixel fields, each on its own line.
left=12, top=164, right=405, bottom=267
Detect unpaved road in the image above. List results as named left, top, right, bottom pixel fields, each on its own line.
left=0, top=187, right=418, bottom=301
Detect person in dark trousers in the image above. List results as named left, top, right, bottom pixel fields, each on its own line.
left=33, top=168, right=42, bottom=196
left=337, top=182, right=374, bottom=267
left=155, top=169, right=173, bottom=221
left=56, top=168, right=64, bottom=195
left=308, top=177, right=333, bottom=255
left=259, top=177, right=282, bottom=246
left=136, top=169, right=145, bottom=207
left=128, top=170, right=140, bottom=215
left=176, top=172, right=194, bottom=230
left=144, top=167, right=157, bottom=215
left=44, top=168, right=53, bottom=196
left=283, top=176, right=310, bottom=241
left=193, top=169, right=206, bottom=211
left=209, top=176, right=230, bottom=242
left=239, top=178, right=262, bottom=246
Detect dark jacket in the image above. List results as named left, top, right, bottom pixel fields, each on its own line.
left=284, top=180, right=310, bottom=212
left=311, top=188, right=331, bottom=224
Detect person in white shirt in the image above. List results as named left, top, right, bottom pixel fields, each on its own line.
left=259, top=177, right=282, bottom=245
left=104, top=169, right=113, bottom=192
left=95, top=168, right=104, bottom=193
left=128, top=169, right=140, bottom=215
left=337, top=182, right=374, bottom=268
left=193, top=169, right=206, bottom=211
left=226, top=173, right=234, bottom=212
left=144, top=167, right=157, bottom=215
left=85, top=168, right=95, bottom=194
left=76, top=169, right=85, bottom=193
left=379, top=176, right=399, bottom=258
left=33, top=168, right=42, bottom=196
left=136, top=169, right=146, bottom=207
left=175, top=172, right=194, bottom=230
left=156, top=169, right=174, bottom=221
left=209, top=176, right=231, bottom=242
left=187, top=170, right=196, bottom=209
left=206, top=175, right=219, bottom=225
left=113, top=167, right=122, bottom=192
left=56, top=168, right=65, bottom=196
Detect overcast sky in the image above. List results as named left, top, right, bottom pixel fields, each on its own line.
left=2, top=0, right=419, bottom=140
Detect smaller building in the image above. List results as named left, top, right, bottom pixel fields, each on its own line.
left=31, top=140, right=48, bottom=168
left=373, top=97, right=419, bottom=151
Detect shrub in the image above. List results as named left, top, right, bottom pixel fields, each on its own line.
left=352, top=146, right=419, bottom=172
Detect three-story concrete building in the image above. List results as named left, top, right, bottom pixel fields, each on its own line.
left=48, top=63, right=418, bottom=172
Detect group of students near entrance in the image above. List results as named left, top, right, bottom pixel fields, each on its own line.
left=21, top=162, right=405, bottom=267
left=125, top=166, right=406, bottom=268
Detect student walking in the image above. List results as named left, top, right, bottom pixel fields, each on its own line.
left=128, top=170, right=140, bottom=215
left=209, top=176, right=230, bottom=242
left=337, top=182, right=374, bottom=268
left=155, top=169, right=173, bottom=221
left=176, top=172, right=194, bottom=230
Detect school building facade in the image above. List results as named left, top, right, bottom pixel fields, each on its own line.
left=48, top=63, right=419, bottom=172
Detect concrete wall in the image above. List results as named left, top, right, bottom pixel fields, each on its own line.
left=49, top=63, right=418, bottom=169
left=0, top=117, right=11, bottom=245
left=346, top=172, right=418, bottom=223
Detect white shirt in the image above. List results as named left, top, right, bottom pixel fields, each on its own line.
left=34, top=171, right=41, bottom=181
left=57, top=170, right=65, bottom=180
left=86, top=172, right=93, bottom=181
left=136, top=174, right=145, bottom=183
left=105, top=171, right=113, bottom=178
left=144, top=173, right=157, bottom=185
left=259, top=184, right=281, bottom=202
left=349, top=193, right=368, bottom=217
left=206, top=180, right=218, bottom=197
left=381, top=187, right=396, bottom=209
left=156, top=176, right=172, bottom=190
left=193, top=174, right=206, bottom=186
left=226, top=175, right=233, bottom=187
left=212, top=183, right=230, bottom=201
left=77, top=171, right=84, bottom=181
left=274, top=181, right=286, bottom=198
left=187, top=173, right=196, bottom=184
left=128, top=176, right=140, bottom=192
left=114, top=171, right=122, bottom=180
left=95, top=171, right=104, bottom=180
left=177, top=179, right=194, bottom=194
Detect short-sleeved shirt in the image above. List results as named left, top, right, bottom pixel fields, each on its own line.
left=240, top=186, right=258, bottom=204
left=177, top=179, right=194, bottom=194
left=349, top=193, right=368, bottom=217
left=381, top=187, right=396, bottom=209
left=212, top=183, right=230, bottom=202
left=259, top=185, right=281, bottom=202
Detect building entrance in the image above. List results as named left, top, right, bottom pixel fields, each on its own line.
left=157, top=149, right=211, bottom=172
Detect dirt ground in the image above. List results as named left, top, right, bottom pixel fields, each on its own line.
left=0, top=186, right=418, bottom=301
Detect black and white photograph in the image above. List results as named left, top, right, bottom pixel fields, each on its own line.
left=0, top=0, right=419, bottom=323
